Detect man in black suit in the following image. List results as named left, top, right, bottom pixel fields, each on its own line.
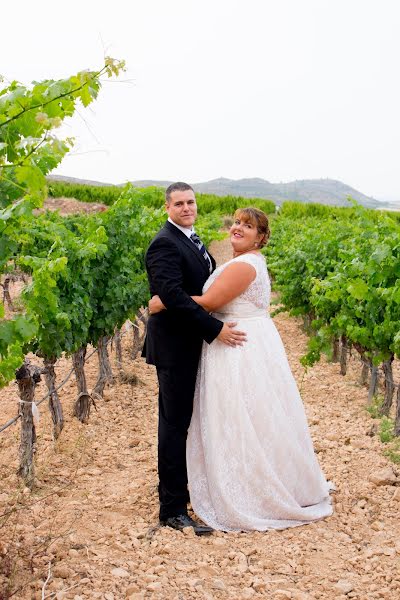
left=143, top=182, right=246, bottom=535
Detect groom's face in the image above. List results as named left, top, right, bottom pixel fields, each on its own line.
left=165, top=190, right=197, bottom=228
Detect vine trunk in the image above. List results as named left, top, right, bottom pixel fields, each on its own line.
left=93, top=336, right=114, bottom=398
left=16, top=363, right=41, bottom=488
left=43, top=356, right=64, bottom=439
left=72, top=346, right=91, bottom=423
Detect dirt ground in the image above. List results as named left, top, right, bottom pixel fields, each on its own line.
left=0, top=233, right=400, bottom=600
left=38, top=197, right=107, bottom=215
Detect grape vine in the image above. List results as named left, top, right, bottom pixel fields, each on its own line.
left=266, top=201, right=400, bottom=436
left=0, top=58, right=125, bottom=388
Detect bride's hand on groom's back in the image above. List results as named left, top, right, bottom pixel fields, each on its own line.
left=149, top=295, right=166, bottom=314
left=217, top=322, right=247, bottom=347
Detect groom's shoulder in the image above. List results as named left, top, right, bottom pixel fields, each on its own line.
left=147, top=222, right=181, bottom=254
left=151, top=221, right=186, bottom=245
left=150, top=222, right=175, bottom=245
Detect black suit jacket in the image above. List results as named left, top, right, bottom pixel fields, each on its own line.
left=142, top=221, right=223, bottom=367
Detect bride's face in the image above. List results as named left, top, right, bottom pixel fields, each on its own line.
left=230, top=218, right=263, bottom=252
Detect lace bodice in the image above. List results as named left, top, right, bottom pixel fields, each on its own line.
left=203, top=252, right=270, bottom=317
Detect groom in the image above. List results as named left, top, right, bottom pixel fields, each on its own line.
left=143, top=182, right=246, bottom=535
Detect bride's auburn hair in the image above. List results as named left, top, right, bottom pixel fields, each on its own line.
left=233, top=207, right=270, bottom=248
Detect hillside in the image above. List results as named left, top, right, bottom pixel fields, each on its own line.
left=48, top=174, right=114, bottom=187
left=49, top=175, right=387, bottom=209
left=125, top=177, right=385, bottom=208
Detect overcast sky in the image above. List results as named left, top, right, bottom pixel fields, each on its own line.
left=2, top=0, right=399, bottom=201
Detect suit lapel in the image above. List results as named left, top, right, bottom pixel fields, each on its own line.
left=164, top=221, right=211, bottom=276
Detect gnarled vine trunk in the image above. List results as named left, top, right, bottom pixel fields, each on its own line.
left=340, top=335, right=348, bottom=376
left=16, top=362, right=41, bottom=488
left=380, top=356, right=395, bottom=416
left=332, top=337, right=340, bottom=363
left=353, top=343, right=370, bottom=388
left=359, top=362, right=370, bottom=386
left=72, top=346, right=91, bottom=423
left=394, top=387, right=400, bottom=437
left=93, top=335, right=114, bottom=398
left=1, top=275, right=14, bottom=310
left=368, top=365, right=379, bottom=405
left=302, top=313, right=312, bottom=332
left=114, top=328, right=123, bottom=374
left=43, top=356, right=64, bottom=439
left=131, top=308, right=148, bottom=360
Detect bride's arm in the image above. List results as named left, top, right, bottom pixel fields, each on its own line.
left=192, top=262, right=256, bottom=312
left=149, top=262, right=256, bottom=314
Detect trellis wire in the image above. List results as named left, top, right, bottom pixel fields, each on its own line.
left=0, top=320, right=137, bottom=434
left=2, top=320, right=397, bottom=434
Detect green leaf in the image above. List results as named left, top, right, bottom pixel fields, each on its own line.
left=392, top=287, right=400, bottom=305
left=347, top=279, right=369, bottom=300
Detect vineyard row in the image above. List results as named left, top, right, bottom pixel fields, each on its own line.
left=265, top=201, right=400, bottom=436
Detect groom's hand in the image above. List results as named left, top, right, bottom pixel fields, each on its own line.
left=148, top=294, right=166, bottom=315
left=217, top=322, right=247, bottom=347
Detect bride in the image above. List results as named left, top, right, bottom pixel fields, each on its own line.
left=150, top=207, right=333, bottom=531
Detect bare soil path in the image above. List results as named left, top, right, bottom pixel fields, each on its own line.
left=0, top=237, right=399, bottom=600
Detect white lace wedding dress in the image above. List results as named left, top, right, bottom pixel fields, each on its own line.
left=187, top=253, right=333, bottom=531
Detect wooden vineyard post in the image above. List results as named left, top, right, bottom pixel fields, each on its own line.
left=43, top=356, right=64, bottom=439
left=16, top=362, right=41, bottom=488
left=72, top=346, right=92, bottom=423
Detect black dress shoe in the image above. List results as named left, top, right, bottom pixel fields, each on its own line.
left=160, top=514, right=213, bottom=536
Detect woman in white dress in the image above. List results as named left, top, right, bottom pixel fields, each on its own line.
left=150, top=208, right=333, bottom=531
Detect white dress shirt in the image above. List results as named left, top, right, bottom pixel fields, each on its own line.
left=167, top=218, right=212, bottom=272
left=167, top=217, right=194, bottom=238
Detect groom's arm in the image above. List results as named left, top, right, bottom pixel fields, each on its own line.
left=146, top=236, right=223, bottom=344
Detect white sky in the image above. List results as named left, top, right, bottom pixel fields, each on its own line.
left=2, top=0, right=400, bottom=201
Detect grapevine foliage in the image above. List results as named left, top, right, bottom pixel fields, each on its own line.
left=0, top=59, right=125, bottom=386
left=266, top=201, right=400, bottom=366
left=1, top=59, right=274, bottom=389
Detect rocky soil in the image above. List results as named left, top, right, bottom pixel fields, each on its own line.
left=0, top=237, right=399, bottom=600
left=38, top=197, right=107, bottom=216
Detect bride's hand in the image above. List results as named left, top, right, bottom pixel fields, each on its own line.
left=149, top=295, right=166, bottom=315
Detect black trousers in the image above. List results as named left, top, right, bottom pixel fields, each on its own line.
left=156, top=363, right=198, bottom=521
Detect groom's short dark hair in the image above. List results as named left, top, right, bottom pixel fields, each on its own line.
left=165, top=182, right=194, bottom=204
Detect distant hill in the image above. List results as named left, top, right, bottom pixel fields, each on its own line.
left=48, top=175, right=389, bottom=209
left=130, top=177, right=387, bottom=208
left=48, top=175, right=114, bottom=187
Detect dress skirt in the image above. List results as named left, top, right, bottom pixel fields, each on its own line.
left=186, top=310, right=333, bottom=531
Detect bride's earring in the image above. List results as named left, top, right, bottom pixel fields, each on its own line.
left=254, top=242, right=258, bottom=247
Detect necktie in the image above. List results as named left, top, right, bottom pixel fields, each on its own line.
left=190, top=232, right=212, bottom=272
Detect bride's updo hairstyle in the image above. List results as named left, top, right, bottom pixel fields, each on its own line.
left=233, top=207, right=270, bottom=248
